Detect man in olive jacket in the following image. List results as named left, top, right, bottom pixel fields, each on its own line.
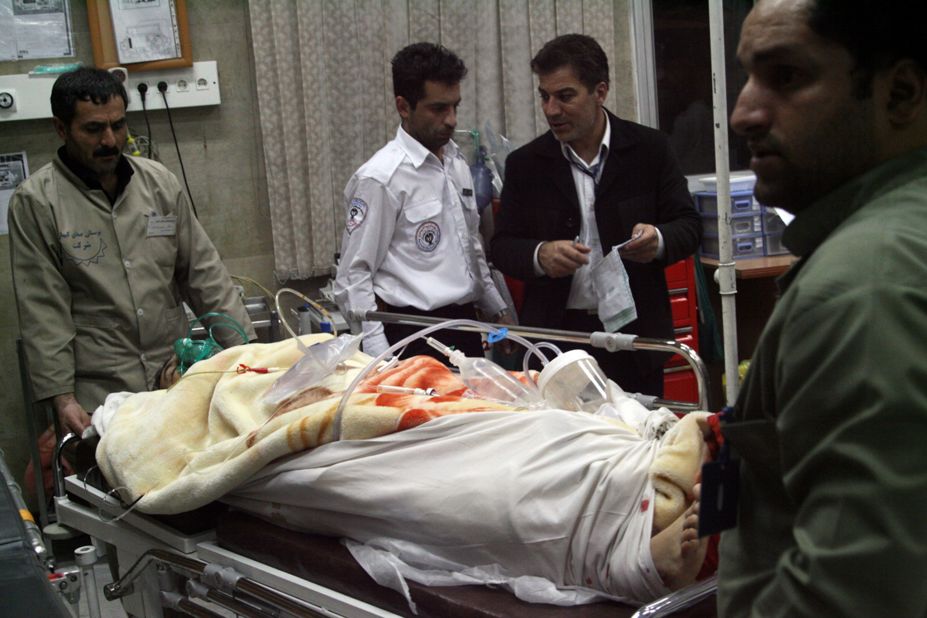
left=9, top=68, right=253, bottom=435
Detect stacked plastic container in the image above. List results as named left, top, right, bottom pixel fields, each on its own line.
left=693, top=173, right=790, bottom=259
left=762, top=206, right=789, bottom=255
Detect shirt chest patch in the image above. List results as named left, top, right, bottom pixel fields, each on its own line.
left=60, top=229, right=107, bottom=266
left=346, top=198, right=368, bottom=234
left=415, top=221, right=441, bottom=252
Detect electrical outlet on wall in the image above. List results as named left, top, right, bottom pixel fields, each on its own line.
left=125, top=61, right=221, bottom=112
left=0, top=60, right=221, bottom=122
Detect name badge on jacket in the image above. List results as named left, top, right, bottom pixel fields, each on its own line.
left=147, top=215, right=177, bottom=237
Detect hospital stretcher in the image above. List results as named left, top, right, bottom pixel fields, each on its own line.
left=54, top=314, right=717, bottom=617
left=57, top=474, right=717, bottom=618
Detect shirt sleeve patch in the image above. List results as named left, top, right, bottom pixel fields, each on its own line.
left=346, top=198, right=368, bottom=234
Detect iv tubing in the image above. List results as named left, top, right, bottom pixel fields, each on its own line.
left=230, top=274, right=275, bottom=303
left=330, top=318, right=547, bottom=441
left=524, top=341, right=562, bottom=376
left=274, top=287, right=339, bottom=340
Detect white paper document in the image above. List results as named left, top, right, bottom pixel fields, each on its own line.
left=592, top=248, right=637, bottom=332
left=109, top=0, right=181, bottom=64
left=0, top=0, right=74, bottom=61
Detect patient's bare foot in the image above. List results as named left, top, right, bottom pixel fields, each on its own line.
left=650, top=484, right=708, bottom=590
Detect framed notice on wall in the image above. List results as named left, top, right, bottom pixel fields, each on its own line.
left=86, top=0, right=191, bottom=70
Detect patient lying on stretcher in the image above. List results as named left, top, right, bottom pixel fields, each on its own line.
left=94, top=334, right=714, bottom=606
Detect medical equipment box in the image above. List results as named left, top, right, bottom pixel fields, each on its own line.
left=762, top=206, right=790, bottom=255
left=700, top=210, right=765, bottom=236
left=765, top=232, right=789, bottom=256
left=700, top=231, right=766, bottom=260
left=697, top=171, right=757, bottom=193
left=763, top=207, right=787, bottom=235
left=694, top=189, right=761, bottom=215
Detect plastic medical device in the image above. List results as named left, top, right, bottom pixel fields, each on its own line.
left=426, top=337, right=543, bottom=408
left=537, top=349, right=611, bottom=413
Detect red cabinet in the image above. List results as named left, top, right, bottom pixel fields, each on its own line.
left=664, top=257, right=700, bottom=402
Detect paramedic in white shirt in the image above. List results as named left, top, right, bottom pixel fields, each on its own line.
left=334, top=42, right=514, bottom=359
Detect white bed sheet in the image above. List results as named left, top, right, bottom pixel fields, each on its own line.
left=226, top=409, right=672, bottom=607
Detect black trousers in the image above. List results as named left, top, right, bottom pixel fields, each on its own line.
left=380, top=300, right=484, bottom=362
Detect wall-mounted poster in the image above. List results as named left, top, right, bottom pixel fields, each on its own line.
left=0, top=0, right=75, bottom=61
left=108, top=0, right=180, bottom=64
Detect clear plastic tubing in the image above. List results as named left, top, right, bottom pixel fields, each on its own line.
left=331, top=318, right=547, bottom=441
left=524, top=341, right=562, bottom=377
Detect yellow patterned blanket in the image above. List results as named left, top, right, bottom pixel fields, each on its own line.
left=97, top=334, right=706, bottom=524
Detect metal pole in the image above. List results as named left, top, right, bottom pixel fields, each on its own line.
left=0, top=447, right=52, bottom=569
left=106, top=548, right=327, bottom=617
left=75, top=545, right=103, bottom=618
left=708, top=0, right=741, bottom=405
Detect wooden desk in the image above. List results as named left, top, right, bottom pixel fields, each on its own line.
left=700, top=254, right=797, bottom=279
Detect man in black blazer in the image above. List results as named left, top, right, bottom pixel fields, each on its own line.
left=491, top=34, right=702, bottom=396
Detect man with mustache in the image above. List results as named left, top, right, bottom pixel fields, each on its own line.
left=491, top=34, right=701, bottom=396
left=334, top=43, right=513, bottom=359
left=8, top=68, right=254, bottom=436
left=717, top=1, right=927, bottom=615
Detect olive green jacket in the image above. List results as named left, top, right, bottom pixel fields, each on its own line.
left=718, top=148, right=927, bottom=617
left=9, top=154, right=254, bottom=411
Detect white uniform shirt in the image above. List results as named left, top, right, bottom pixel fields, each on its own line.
left=334, top=126, right=506, bottom=355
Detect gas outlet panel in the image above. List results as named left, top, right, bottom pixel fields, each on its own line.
left=0, top=90, right=16, bottom=111
left=0, top=61, right=220, bottom=122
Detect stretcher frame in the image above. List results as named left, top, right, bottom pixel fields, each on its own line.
left=53, top=316, right=716, bottom=617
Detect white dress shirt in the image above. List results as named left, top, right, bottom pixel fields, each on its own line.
left=334, top=126, right=505, bottom=355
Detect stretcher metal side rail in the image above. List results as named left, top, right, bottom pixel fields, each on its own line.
left=365, top=310, right=710, bottom=412
left=106, top=547, right=328, bottom=617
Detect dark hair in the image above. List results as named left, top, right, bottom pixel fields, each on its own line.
left=807, top=0, right=927, bottom=98
left=530, top=34, right=609, bottom=91
left=391, top=42, right=467, bottom=108
left=50, top=68, right=129, bottom=126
